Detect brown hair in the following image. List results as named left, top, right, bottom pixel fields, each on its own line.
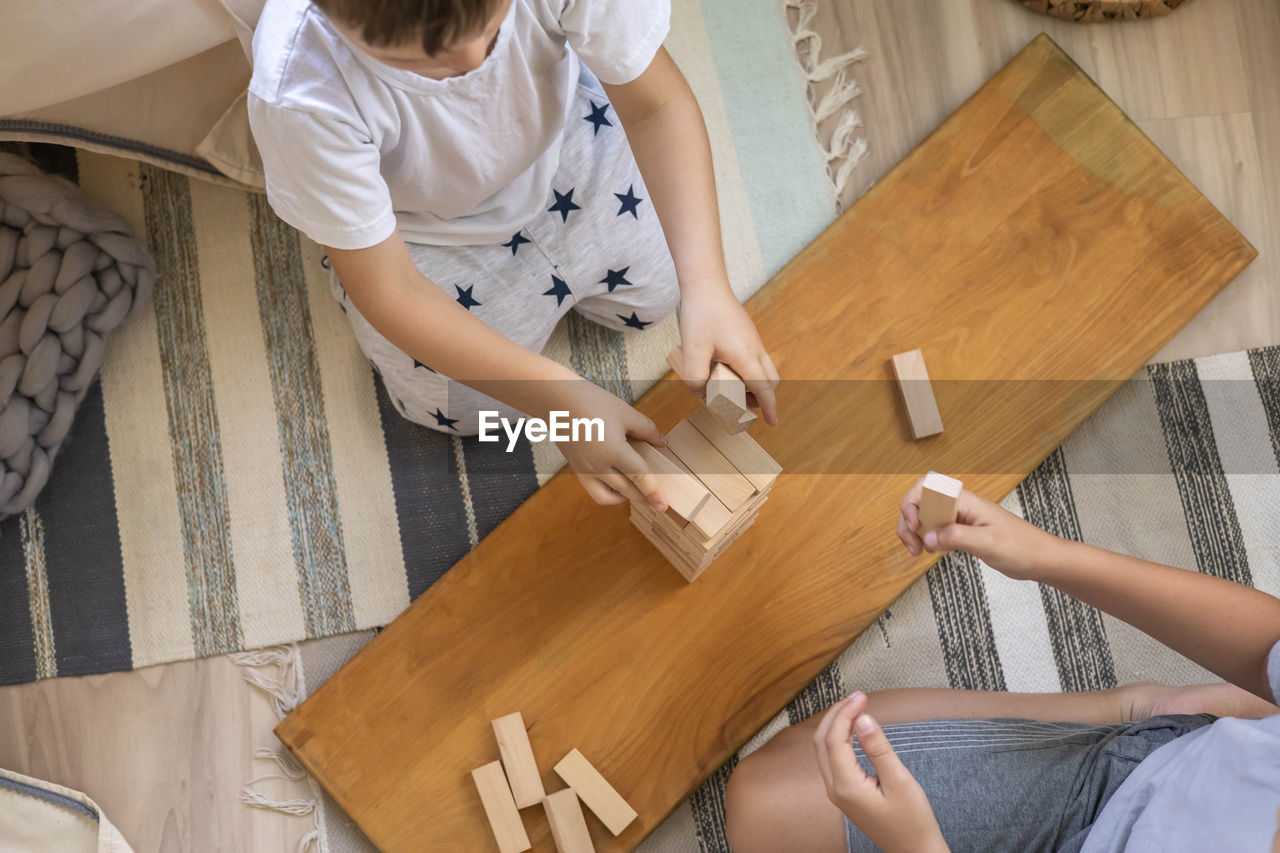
left=313, top=0, right=505, bottom=56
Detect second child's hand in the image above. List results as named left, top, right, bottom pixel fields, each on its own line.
left=896, top=480, right=1055, bottom=580
left=813, top=693, right=949, bottom=853
left=896, top=479, right=1280, bottom=702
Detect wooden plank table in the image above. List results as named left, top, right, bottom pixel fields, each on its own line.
left=276, top=35, right=1255, bottom=851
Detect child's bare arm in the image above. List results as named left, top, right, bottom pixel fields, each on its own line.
left=327, top=234, right=671, bottom=509
left=899, top=484, right=1280, bottom=702
left=603, top=48, right=780, bottom=424
left=1036, top=539, right=1280, bottom=702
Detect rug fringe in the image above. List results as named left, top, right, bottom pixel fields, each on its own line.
left=296, top=829, right=321, bottom=853
left=230, top=644, right=305, bottom=719
left=241, top=778, right=316, bottom=816
left=232, top=644, right=327, bottom=849
left=784, top=0, right=870, bottom=204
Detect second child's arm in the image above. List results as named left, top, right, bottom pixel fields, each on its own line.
left=603, top=48, right=780, bottom=423
left=328, top=234, right=670, bottom=509
left=899, top=484, right=1280, bottom=702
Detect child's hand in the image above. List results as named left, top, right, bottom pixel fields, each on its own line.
left=557, top=382, right=670, bottom=510
left=896, top=481, right=1058, bottom=581
left=813, top=693, right=949, bottom=853
left=677, top=284, right=780, bottom=425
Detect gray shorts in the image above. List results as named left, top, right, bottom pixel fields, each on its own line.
left=331, top=71, right=678, bottom=435
left=845, top=714, right=1215, bottom=853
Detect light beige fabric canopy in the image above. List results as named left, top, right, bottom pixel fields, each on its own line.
left=0, top=0, right=267, bottom=190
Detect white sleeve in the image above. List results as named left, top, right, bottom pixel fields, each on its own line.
left=247, top=96, right=398, bottom=250
left=556, top=0, right=671, bottom=85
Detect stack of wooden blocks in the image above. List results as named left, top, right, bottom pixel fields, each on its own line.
left=629, top=350, right=781, bottom=582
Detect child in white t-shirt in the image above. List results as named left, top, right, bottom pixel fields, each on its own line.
left=248, top=0, right=779, bottom=510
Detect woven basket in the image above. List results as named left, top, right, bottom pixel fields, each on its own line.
left=1016, top=0, right=1194, bottom=21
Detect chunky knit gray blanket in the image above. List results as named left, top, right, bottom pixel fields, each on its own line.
left=0, top=152, right=154, bottom=519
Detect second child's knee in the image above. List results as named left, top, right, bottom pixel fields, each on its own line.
left=724, top=751, right=777, bottom=853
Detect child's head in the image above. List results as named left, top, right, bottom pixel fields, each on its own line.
left=316, top=0, right=510, bottom=77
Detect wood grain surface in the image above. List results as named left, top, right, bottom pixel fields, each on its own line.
left=274, top=34, right=1254, bottom=852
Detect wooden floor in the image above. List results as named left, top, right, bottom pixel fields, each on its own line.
left=2, top=1, right=1277, bottom=850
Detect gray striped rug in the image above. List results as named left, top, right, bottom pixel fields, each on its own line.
left=284, top=346, right=1280, bottom=852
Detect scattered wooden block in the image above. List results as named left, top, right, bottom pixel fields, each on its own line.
left=665, top=421, right=756, bottom=511
left=543, top=789, right=596, bottom=853
left=553, top=748, right=637, bottom=836
left=918, top=471, right=962, bottom=534
left=471, top=761, right=531, bottom=853
left=891, top=349, right=944, bottom=439
left=688, top=407, right=780, bottom=492
left=629, top=440, right=711, bottom=523
left=491, top=712, right=545, bottom=808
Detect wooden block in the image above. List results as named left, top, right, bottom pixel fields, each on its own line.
left=642, top=446, right=732, bottom=540
left=667, top=347, right=757, bottom=434
left=706, top=363, right=756, bottom=433
left=471, top=761, right=531, bottom=853
left=553, top=749, right=637, bottom=836
left=683, top=484, right=763, bottom=545
left=628, top=440, right=710, bottom=523
left=684, top=492, right=731, bottom=540
left=688, top=407, right=781, bottom=492
left=665, top=421, right=757, bottom=511
left=631, top=517, right=701, bottom=581
left=491, top=712, right=544, bottom=808
left=631, top=504, right=705, bottom=564
left=918, top=471, right=962, bottom=534
left=891, top=349, right=944, bottom=439
left=665, top=347, right=687, bottom=379
left=544, top=789, right=596, bottom=853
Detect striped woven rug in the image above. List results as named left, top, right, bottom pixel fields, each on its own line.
left=279, top=345, right=1280, bottom=852
left=0, top=0, right=850, bottom=685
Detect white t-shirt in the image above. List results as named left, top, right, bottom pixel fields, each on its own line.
left=247, top=0, right=670, bottom=249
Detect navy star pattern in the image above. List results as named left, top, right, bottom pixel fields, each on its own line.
left=455, top=284, right=482, bottom=310
left=584, top=101, right=613, bottom=136
left=617, top=311, right=651, bottom=330
left=614, top=185, right=643, bottom=218
left=502, top=231, right=531, bottom=255
left=543, top=274, right=572, bottom=306
left=412, top=358, right=436, bottom=373
left=548, top=188, right=582, bottom=223
left=432, top=408, right=460, bottom=431
left=599, top=267, right=633, bottom=292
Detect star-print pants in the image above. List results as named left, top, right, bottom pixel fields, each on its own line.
left=330, top=74, right=678, bottom=436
